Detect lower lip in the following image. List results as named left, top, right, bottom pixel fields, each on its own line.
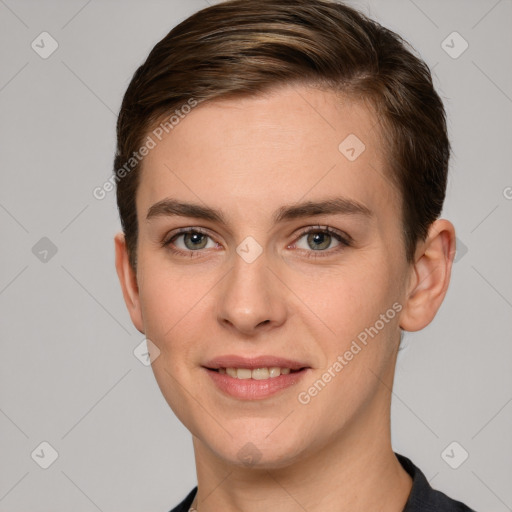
left=204, top=368, right=309, bottom=400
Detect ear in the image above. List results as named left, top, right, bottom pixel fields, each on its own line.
left=399, top=219, right=456, bottom=332
left=114, top=232, right=144, bottom=334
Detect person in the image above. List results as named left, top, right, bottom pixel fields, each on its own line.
left=113, top=0, right=477, bottom=510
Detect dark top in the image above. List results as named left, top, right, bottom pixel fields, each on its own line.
left=168, top=452, right=476, bottom=511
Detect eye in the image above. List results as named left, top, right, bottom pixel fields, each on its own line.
left=163, top=228, right=218, bottom=254
left=292, top=226, right=352, bottom=256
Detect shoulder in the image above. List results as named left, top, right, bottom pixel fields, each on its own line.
left=396, top=453, right=477, bottom=512
left=167, top=486, right=197, bottom=512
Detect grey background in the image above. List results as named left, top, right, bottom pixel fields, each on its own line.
left=0, top=0, right=511, bottom=510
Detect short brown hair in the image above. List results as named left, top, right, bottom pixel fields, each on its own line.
left=114, top=0, right=449, bottom=271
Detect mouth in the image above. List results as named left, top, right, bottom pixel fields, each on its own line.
left=202, top=355, right=311, bottom=400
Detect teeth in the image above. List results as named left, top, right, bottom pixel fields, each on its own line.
left=269, top=367, right=280, bottom=378
left=219, top=367, right=297, bottom=379
left=252, top=368, right=269, bottom=380
left=237, top=368, right=252, bottom=379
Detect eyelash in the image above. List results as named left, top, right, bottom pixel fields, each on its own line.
left=162, top=225, right=352, bottom=260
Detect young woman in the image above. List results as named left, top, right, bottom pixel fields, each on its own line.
left=113, top=1, right=476, bottom=510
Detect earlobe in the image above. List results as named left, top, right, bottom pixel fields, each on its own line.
left=114, top=232, right=145, bottom=334
left=399, top=219, right=456, bottom=332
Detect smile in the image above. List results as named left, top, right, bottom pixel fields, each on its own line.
left=203, top=356, right=310, bottom=399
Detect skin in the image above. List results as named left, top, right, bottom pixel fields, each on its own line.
left=115, top=83, right=456, bottom=512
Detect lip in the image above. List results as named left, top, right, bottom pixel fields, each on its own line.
left=202, top=354, right=311, bottom=400
left=203, top=355, right=309, bottom=371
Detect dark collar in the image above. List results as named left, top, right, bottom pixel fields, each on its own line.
left=396, top=452, right=476, bottom=511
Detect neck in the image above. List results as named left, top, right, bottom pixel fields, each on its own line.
left=190, top=388, right=412, bottom=512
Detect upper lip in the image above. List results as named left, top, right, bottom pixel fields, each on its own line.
left=203, top=355, right=310, bottom=370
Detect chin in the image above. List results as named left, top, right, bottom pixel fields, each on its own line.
left=203, top=429, right=311, bottom=470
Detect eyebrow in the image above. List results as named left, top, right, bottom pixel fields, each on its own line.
left=146, top=196, right=373, bottom=224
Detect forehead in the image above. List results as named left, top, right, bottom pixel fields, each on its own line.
left=136, top=84, right=399, bottom=225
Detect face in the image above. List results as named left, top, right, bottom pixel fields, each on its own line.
left=118, top=84, right=418, bottom=469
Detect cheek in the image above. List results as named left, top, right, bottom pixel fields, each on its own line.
left=137, top=261, right=212, bottom=355
left=290, top=259, right=398, bottom=345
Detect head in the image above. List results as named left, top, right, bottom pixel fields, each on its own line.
left=114, top=0, right=455, bottom=469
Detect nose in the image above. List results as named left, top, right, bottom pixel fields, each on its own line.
left=216, top=250, right=287, bottom=336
